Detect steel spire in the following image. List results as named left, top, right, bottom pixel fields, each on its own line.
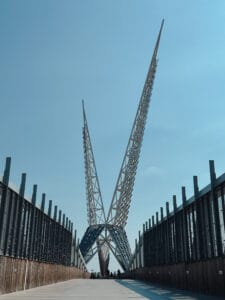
left=107, top=19, right=164, bottom=228
left=82, top=100, right=106, bottom=225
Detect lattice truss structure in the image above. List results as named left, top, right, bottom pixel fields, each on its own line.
left=79, top=20, right=164, bottom=274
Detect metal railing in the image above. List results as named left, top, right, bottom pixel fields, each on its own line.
left=130, top=160, right=225, bottom=269
left=0, top=157, right=86, bottom=270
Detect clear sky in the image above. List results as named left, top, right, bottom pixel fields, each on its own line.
left=1, top=1, right=225, bottom=272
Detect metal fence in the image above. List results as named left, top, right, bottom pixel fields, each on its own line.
left=130, top=160, right=225, bottom=268
left=0, top=157, right=84, bottom=268
left=128, top=160, right=225, bottom=296
left=143, top=160, right=225, bottom=267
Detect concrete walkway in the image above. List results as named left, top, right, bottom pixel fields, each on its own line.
left=0, top=279, right=221, bottom=300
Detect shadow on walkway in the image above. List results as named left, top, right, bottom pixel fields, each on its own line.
left=116, top=279, right=222, bottom=300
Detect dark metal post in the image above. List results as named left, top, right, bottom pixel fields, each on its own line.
left=156, top=212, right=159, bottom=264
left=3, top=157, right=11, bottom=185
left=182, top=186, right=188, bottom=262
left=165, top=201, right=170, bottom=264
left=209, top=160, right=222, bottom=256
left=41, top=193, right=46, bottom=212
left=173, top=195, right=178, bottom=263
left=138, top=230, right=142, bottom=268
left=77, top=238, right=80, bottom=267
left=0, top=157, right=11, bottom=254
left=152, top=215, right=155, bottom=227
left=58, top=210, right=62, bottom=224
left=52, top=205, right=58, bottom=262
left=46, top=200, right=53, bottom=261
left=54, top=205, right=57, bottom=221
left=73, top=229, right=77, bottom=266
left=15, top=173, right=26, bottom=257
left=38, top=193, right=46, bottom=260
left=160, top=207, right=163, bottom=221
left=48, top=200, right=52, bottom=217
left=156, top=212, right=159, bottom=224
left=135, top=238, right=138, bottom=269
left=28, top=184, right=37, bottom=260
left=148, top=218, right=151, bottom=229
left=145, top=221, right=148, bottom=231
left=193, top=176, right=201, bottom=260
left=160, top=206, right=164, bottom=264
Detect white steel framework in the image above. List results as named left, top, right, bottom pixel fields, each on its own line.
left=80, top=20, right=164, bottom=273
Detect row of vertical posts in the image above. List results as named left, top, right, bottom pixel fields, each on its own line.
left=130, top=160, right=225, bottom=269
left=0, top=157, right=82, bottom=267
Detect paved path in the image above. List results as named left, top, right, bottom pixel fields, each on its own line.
left=0, top=279, right=221, bottom=300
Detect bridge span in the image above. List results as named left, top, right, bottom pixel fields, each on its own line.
left=0, top=279, right=220, bottom=300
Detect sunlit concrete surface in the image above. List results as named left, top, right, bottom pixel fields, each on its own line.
left=0, top=279, right=222, bottom=300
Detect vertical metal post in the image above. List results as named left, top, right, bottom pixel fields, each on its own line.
left=74, top=230, right=78, bottom=267
left=173, top=195, right=178, bottom=263
left=15, top=173, right=26, bottom=257
left=156, top=212, right=159, bottom=264
left=28, top=184, right=37, bottom=260
left=52, top=205, right=58, bottom=262
left=3, top=190, right=13, bottom=256
left=77, top=238, right=80, bottom=268
left=31, top=185, right=37, bottom=205
left=138, top=230, right=142, bottom=268
left=166, top=201, right=170, bottom=264
left=3, top=157, right=11, bottom=185
left=58, top=210, right=62, bottom=224
left=209, top=160, right=222, bottom=256
left=53, top=205, right=57, bottom=221
left=160, top=206, right=164, bottom=264
left=46, top=200, right=53, bottom=262
left=156, top=212, right=159, bottom=224
left=152, top=215, right=155, bottom=227
left=193, top=176, right=200, bottom=260
left=38, top=193, right=46, bottom=260
left=148, top=218, right=151, bottom=229
left=145, top=221, right=148, bottom=230
left=142, top=224, right=145, bottom=267
left=48, top=200, right=52, bottom=217
left=41, top=193, right=46, bottom=212
left=160, top=207, right=163, bottom=221
left=62, top=214, right=66, bottom=264
left=182, top=186, right=188, bottom=262
left=173, top=195, right=177, bottom=210
left=71, top=229, right=75, bottom=266
left=20, top=200, right=28, bottom=258
left=0, top=157, right=11, bottom=254
left=135, top=238, right=138, bottom=269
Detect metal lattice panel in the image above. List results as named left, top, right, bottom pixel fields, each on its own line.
left=107, top=225, right=132, bottom=270
left=79, top=224, right=105, bottom=259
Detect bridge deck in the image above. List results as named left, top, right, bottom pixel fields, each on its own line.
left=0, top=279, right=221, bottom=300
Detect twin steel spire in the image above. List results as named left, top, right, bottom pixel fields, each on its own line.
left=80, top=20, right=164, bottom=273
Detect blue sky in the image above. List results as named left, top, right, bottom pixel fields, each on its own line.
left=1, top=1, right=225, bottom=271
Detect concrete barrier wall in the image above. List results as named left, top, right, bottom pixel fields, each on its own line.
left=0, top=255, right=90, bottom=294
left=125, top=257, right=225, bottom=298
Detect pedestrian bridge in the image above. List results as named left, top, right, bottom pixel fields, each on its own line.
left=0, top=279, right=218, bottom=300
